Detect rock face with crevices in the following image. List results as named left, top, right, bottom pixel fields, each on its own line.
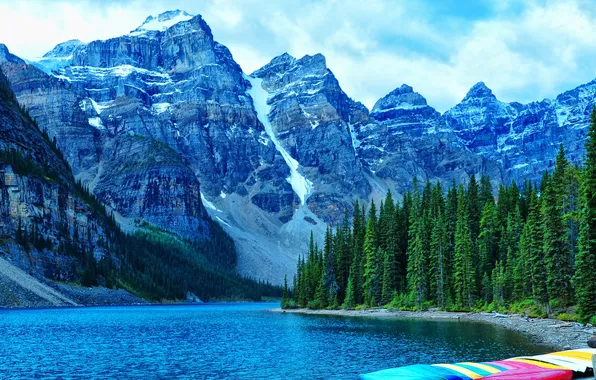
left=252, top=53, right=370, bottom=223
left=444, top=81, right=596, bottom=185
left=1, top=9, right=596, bottom=285
left=0, top=67, right=111, bottom=284
left=356, top=84, right=503, bottom=193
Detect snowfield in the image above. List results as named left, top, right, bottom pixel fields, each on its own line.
left=247, top=76, right=313, bottom=205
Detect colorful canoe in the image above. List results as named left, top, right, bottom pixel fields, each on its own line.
left=360, top=348, right=596, bottom=380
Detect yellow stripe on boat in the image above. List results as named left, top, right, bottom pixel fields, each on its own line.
left=549, top=351, right=594, bottom=361
left=459, top=362, right=502, bottom=374
left=507, top=358, right=565, bottom=369
left=432, top=363, right=483, bottom=378
left=512, top=349, right=596, bottom=372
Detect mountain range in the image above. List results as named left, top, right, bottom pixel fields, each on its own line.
left=1, top=9, right=594, bottom=286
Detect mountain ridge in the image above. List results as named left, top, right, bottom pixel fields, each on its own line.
left=1, top=10, right=594, bottom=285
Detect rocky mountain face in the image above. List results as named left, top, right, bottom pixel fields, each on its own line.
left=251, top=52, right=370, bottom=223
left=444, top=81, right=595, bottom=184
left=0, top=67, right=110, bottom=281
left=1, top=9, right=595, bottom=284
left=356, top=84, right=502, bottom=194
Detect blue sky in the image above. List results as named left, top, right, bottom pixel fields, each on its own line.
left=1, top=0, right=595, bottom=112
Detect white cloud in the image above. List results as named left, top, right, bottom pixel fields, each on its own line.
left=0, top=0, right=595, bottom=112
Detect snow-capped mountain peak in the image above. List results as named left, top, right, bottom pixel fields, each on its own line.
left=130, top=10, right=194, bottom=35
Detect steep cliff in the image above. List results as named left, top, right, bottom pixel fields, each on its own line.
left=3, top=9, right=595, bottom=286
left=0, top=66, right=113, bottom=285
left=359, top=84, right=502, bottom=192
left=444, top=81, right=595, bottom=185
left=1, top=12, right=299, bottom=283
left=252, top=52, right=370, bottom=223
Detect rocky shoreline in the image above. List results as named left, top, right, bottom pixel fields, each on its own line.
left=272, top=308, right=596, bottom=351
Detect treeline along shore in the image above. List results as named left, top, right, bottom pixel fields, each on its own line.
left=282, top=108, right=596, bottom=327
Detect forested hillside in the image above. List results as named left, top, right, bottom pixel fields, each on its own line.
left=285, top=109, right=596, bottom=324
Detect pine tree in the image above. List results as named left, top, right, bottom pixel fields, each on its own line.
left=575, top=108, right=596, bottom=322
left=526, top=191, right=550, bottom=314
left=342, top=275, right=356, bottom=309
left=381, top=249, right=396, bottom=305
left=479, top=175, right=494, bottom=208
left=313, top=273, right=328, bottom=309
left=351, top=200, right=365, bottom=304
left=430, top=209, right=448, bottom=308
left=336, top=210, right=352, bottom=303
left=281, top=274, right=290, bottom=308
left=492, top=261, right=506, bottom=307
left=407, top=211, right=426, bottom=309
left=542, top=151, right=572, bottom=307
left=467, top=174, right=481, bottom=242
left=322, top=226, right=338, bottom=302
left=478, top=201, right=498, bottom=281
left=283, top=274, right=289, bottom=300
left=453, top=185, right=475, bottom=309
left=363, top=217, right=381, bottom=307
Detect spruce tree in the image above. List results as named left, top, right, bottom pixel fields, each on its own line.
left=363, top=217, right=381, bottom=306
left=430, top=209, right=448, bottom=308
left=381, top=249, right=396, bottom=305
left=407, top=211, right=426, bottom=309
left=527, top=191, right=550, bottom=314
left=478, top=201, right=498, bottom=281
left=453, top=185, right=475, bottom=309
left=542, top=155, right=572, bottom=307
left=342, top=275, right=356, bottom=309
left=575, top=108, right=596, bottom=322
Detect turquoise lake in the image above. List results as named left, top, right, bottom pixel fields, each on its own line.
left=0, top=303, right=551, bottom=379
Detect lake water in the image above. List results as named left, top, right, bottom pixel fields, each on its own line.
left=0, top=303, right=551, bottom=379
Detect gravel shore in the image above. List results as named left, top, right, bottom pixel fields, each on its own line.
left=0, top=256, right=149, bottom=308
left=272, top=308, right=596, bottom=351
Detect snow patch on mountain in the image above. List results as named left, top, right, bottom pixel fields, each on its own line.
left=130, top=10, right=194, bottom=36
left=200, top=193, right=222, bottom=213
left=88, top=117, right=104, bottom=129
left=247, top=76, right=313, bottom=205
left=152, top=103, right=171, bottom=114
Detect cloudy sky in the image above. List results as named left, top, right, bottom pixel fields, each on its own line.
left=1, top=0, right=595, bottom=111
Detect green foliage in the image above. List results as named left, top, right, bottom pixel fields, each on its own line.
left=0, top=149, right=61, bottom=182
left=509, top=299, right=548, bottom=318
left=453, top=185, right=475, bottom=309
left=575, top=108, right=596, bottom=322
left=285, top=123, right=596, bottom=320
left=555, top=312, right=579, bottom=322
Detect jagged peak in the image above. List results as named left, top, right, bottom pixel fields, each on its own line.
left=0, top=44, right=25, bottom=64
left=252, top=52, right=296, bottom=77
left=264, top=52, right=296, bottom=69
left=372, top=83, right=428, bottom=113
left=0, top=43, right=9, bottom=57
left=253, top=52, right=329, bottom=78
left=272, top=52, right=296, bottom=64
left=296, top=53, right=327, bottom=70
left=130, top=10, right=194, bottom=35
left=463, top=81, right=496, bottom=101
left=43, top=39, right=84, bottom=58
left=387, top=84, right=414, bottom=96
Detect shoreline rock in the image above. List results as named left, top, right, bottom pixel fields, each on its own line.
left=271, top=308, right=596, bottom=351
